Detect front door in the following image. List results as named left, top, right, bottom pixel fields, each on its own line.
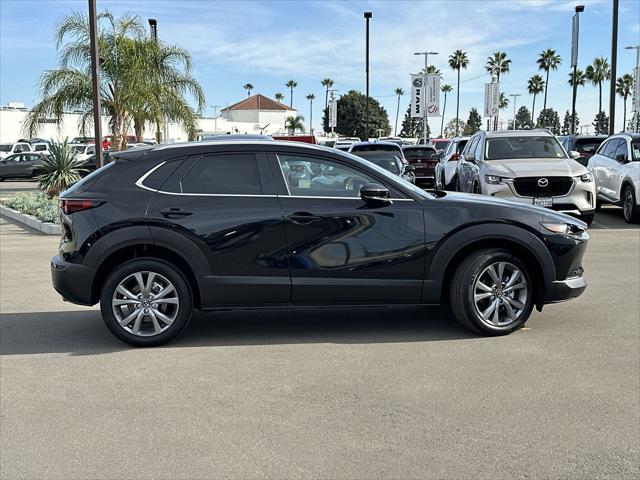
left=271, top=152, right=425, bottom=303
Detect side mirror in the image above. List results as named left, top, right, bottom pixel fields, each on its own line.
left=431, top=152, right=441, bottom=160
left=464, top=153, right=475, bottom=163
left=360, top=183, right=390, bottom=203
left=569, top=150, right=581, bottom=160
left=615, top=153, right=628, bottom=163
left=404, top=164, right=415, bottom=172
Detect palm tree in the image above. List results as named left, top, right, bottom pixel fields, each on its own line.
left=568, top=69, right=587, bottom=87
left=285, top=80, right=297, bottom=107
left=616, top=73, right=634, bottom=131
left=527, top=74, right=545, bottom=123
left=499, top=92, right=509, bottom=122
left=321, top=78, right=334, bottom=111
left=448, top=49, right=470, bottom=136
left=440, top=84, right=453, bottom=137
left=243, top=83, right=254, bottom=97
left=485, top=52, right=512, bottom=129
left=423, top=65, right=441, bottom=75
left=23, top=11, right=204, bottom=150
left=536, top=49, right=562, bottom=111
left=275, top=92, right=285, bottom=103
left=306, top=94, right=315, bottom=134
left=394, top=88, right=404, bottom=136
left=585, top=56, right=611, bottom=115
left=285, top=115, right=304, bottom=134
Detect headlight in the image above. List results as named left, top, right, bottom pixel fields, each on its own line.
left=540, top=222, right=586, bottom=236
left=484, top=174, right=502, bottom=185
left=578, top=172, right=593, bottom=182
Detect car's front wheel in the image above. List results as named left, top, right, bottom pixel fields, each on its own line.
left=622, top=185, right=640, bottom=224
left=100, top=258, right=193, bottom=347
left=450, top=249, right=534, bottom=336
left=581, top=213, right=594, bottom=226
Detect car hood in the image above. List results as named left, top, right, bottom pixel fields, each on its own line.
left=485, top=157, right=587, bottom=178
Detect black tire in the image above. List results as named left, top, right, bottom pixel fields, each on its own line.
left=100, top=258, right=193, bottom=347
left=622, top=184, right=640, bottom=224
left=450, top=249, right=534, bottom=336
left=581, top=214, right=594, bottom=226
left=473, top=182, right=481, bottom=194
left=595, top=200, right=603, bottom=212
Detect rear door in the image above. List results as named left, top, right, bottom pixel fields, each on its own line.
left=270, top=151, right=425, bottom=303
left=598, top=139, right=623, bottom=200
left=145, top=151, right=290, bottom=306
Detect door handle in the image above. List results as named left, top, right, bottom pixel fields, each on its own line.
left=288, top=212, right=321, bottom=225
left=160, top=208, right=193, bottom=218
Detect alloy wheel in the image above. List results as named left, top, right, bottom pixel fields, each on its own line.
left=473, top=261, right=528, bottom=328
left=112, top=271, right=180, bottom=337
left=623, top=187, right=634, bottom=222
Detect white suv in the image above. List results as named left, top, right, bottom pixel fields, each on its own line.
left=0, top=142, right=32, bottom=160
left=588, top=133, right=640, bottom=223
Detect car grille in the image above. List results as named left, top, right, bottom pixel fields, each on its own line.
left=512, top=177, right=573, bottom=197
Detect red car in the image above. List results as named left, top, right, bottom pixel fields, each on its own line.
left=402, top=145, right=439, bottom=188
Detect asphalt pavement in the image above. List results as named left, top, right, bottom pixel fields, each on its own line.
left=0, top=210, right=638, bottom=479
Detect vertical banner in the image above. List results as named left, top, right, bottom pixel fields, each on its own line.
left=410, top=74, right=424, bottom=118
left=633, top=66, right=640, bottom=114
left=426, top=74, right=441, bottom=117
left=328, top=98, right=337, bottom=127
left=571, top=13, right=579, bottom=67
left=484, top=81, right=499, bottom=117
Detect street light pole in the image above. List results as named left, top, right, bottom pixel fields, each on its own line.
left=609, top=0, right=619, bottom=135
left=510, top=93, right=522, bottom=129
left=364, top=12, right=372, bottom=140
left=625, top=45, right=640, bottom=132
left=571, top=5, right=585, bottom=135
left=414, top=50, right=438, bottom=144
left=88, top=0, right=103, bottom=166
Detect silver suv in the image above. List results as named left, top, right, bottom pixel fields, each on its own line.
left=455, top=129, right=597, bottom=225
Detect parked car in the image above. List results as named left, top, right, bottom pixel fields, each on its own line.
left=319, top=139, right=336, bottom=148
left=350, top=150, right=415, bottom=183
left=70, top=137, right=95, bottom=144
left=402, top=145, right=439, bottom=188
left=434, top=136, right=470, bottom=190
left=431, top=138, right=451, bottom=153
left=31, top=143, right=51, bottom=154
left=0, top=142, right=32, bottom=160
left=587, top=133, right=640, bottom=223
left=334, top=137, right=360, bottom=151
left=455, top=129, right=596, bottom=225
left=70, top=143, right=97, bottom=162
left=0, top=152, right=49, bottom=180
left=558, top=135, right=607, bottom=167
left=51, top=140, right=589, bottom=346
left=102, top=135, right=136, bottom=150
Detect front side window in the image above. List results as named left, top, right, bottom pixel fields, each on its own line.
left=613, top=140, right=629, bottom=160
left=632, top=140, right=640, bottom=161
left=485, top=136, right=566, bottom=160
left=180, top=153, right=262, bottom=195
left=601, top=139, right=620, bottom=158
left=278, top=154, right=377, bottom=198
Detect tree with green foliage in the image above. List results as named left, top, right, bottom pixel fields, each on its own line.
left=593, top=111, right=609, bottom=135
left=243, top=83, right=254, bottom=97
left=285, top=115, right=305, bottom=134
left=36, top=139, right=86, bottom=197
left=448, top=49, right=470, bottom=136
left=527, top=74, right=545, bottom=122
left=322, top=90, right=390, bottom=140
left=585, top=57, right=610, bottom=117
left=275, top=92, right=285, bottom=103
left=399, top=105, right=428, bottom=138
left=616, top=73, right=634, bottom=131
left=561, top=110, right=579, bottom=135
left=514, top=106, right=533, bottom=130
left=321, top=78, right=334, bottom=110
left=394, top=88, right=404, bottom=136
left=463, top=108, right=482, bottom=135
left=285, top=80, right=298, bottom=107
left=444, top=118, right=467, bottom=138
left=24, top=11, right=204, bottom=150
left=440, top=84, right=453, bottom=137
left=536, top=108, right=561, bottom=134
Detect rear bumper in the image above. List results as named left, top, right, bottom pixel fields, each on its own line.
left=51, top=255, right=96, bottom=306
left=415, top=176, right=435, bottom=188
left=544, top=275, right=587, bottom=303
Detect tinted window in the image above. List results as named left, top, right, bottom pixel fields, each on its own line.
left=350, top=144, right=401, bottom=153
left=454, top=140, right=468, bottom=154
left=464, top=137, right=478, bottom=156
left=0, top=145, right=11, bottom=152
left=87, top=145, right=95, bottom=155
left=601, top=139, right=620, bottom=158
left=141, top=158, right=187, bottom=190
left=353, top=152, right=402, bottom=174
left=180, top=153, right=262, bottom=195
left=34, top=144, right=47, bottom=151
left=632, top=140, right=640, bottom=161
left=485, top=136, right=566, bottom=160
left=433, top=140, right=450, bottom=150
left=575, top=138, right=604, bottom=154
left=403, top=148, right=436, bottom=159
left=613, top=140, right=628, bottom=160
left=278, top=154, right=376, bottom=198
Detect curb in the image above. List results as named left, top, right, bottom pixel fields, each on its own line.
left=0, top=204, right=61, bottom=235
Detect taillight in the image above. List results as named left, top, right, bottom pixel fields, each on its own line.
left=451, top=153, right=460, bottom=161
left=59, top=199, right=101, bottom=214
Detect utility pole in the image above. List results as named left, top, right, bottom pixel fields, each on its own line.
left=571, top=5, right=585, bottom=135
left=609, top=0, right=619, bottom=135
left=210, top=105, right=221, bottom=132
left=364, top=12, right=372, bottom=140
left=510, top=93, right=522, bottom=129
left=88, top=0, right=103, bottom=166
left=414, top=50, right=438, bottom=143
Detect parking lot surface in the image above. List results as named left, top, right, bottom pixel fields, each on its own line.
left=1, top=212, right=639, bottom=479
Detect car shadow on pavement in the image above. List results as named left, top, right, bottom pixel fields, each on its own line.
left=0, top=306, right=475, bottom=356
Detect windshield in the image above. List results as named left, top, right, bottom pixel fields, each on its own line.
left=353, top=152, right=401, bottom=174
left=575, top=139, right=604, bottom=155
left=433, top=140, right=450, bottom=150
left=485, top=136, right=566, bottom=160
left=632, top=140, right=640, bottom=161
left=350, top=144, right=400, bottom=153
left=403, top=148, right=436, bottom=159
left=0, top=145, right=12, bottom=152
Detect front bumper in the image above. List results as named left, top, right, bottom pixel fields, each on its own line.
left=51, top=255, right=96, bottom=306
left=544, top=275, right=587, bottom=303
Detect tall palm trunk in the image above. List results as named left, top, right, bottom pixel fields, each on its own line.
left=134, top=118, right=144, bottom=142
left=440, top=93, right=447, bottom=137
left=623, top=96, right=627, bottom=130
left=598, top=82, right=602, bottom=114
left=532, top=94, right=537, bottom=126
left=543, top=70, right=550, bottom=111
left=324, top=88, right=329, bottom=111
left=290, top=88, right=294, bottom=107
left=395, top=95, right=401, bottom=136
left=309, top=100, right=313, bottom=134
left=493, top=72, right=501, bottom=131
left=455, top=69, right=461, bottom=136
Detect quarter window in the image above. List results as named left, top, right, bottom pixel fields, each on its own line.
left=277, top=154, right=376, bottom=198
left=180, top=153, right=263, bottom=195
left=600, top=139, right=619, bottom=158
left=613, top=140, right=628, bottom=161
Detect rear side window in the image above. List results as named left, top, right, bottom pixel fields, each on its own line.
left=141, top=158, right=186, bottom=190
left=600, top=139, right=619, bottom=158
left=180, top=153, right=262, bottom=195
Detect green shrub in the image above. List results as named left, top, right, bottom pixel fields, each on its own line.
left=4, top=192, right=60, bottom=224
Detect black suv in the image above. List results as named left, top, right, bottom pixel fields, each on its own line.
left=52, top=141, right=589, bottom=346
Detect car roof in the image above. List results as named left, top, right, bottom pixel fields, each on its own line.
left=350, top=141, right=401, bottom=148
left=609, top=133, right=640, bottom=140
left=483, top=129, right=555, bottom=138
left=402, top=144, right=436, bottom=149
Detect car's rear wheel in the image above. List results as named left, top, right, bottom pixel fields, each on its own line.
left=450, top=249, right=534, bottom=336
left=622, top=185, right=640, bottom=224
left=595, top=200, right=603, bottom=212
left=581, top=213, right=594, bottom=226
left=100, top=258, right=193, bottom=347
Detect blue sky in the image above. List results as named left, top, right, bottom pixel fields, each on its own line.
left=1, top=0, right=639, bottom=134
